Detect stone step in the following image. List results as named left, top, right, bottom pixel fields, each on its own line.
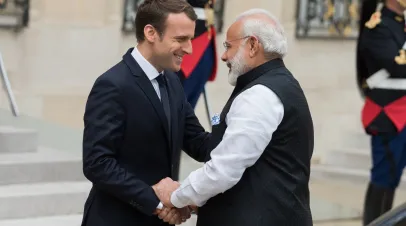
left=0, top=214, right=199, bottom=226
left=322, top=148, right=371, bottom=170
left=0, top=215, right=83, bottom=226
left=0, top=126, right=38, bottom=153
left=0, top=147, right=85, bottom=185
left=311, top=164, right=406, bottom=188
left=0, top=181, right=90, bottom=220
left=339, top=130, right=371, bottom=150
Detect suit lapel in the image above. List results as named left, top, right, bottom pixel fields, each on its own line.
left=122, top=48, right=171, bottom=144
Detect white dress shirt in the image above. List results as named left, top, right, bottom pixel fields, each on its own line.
left=131, top=46, right=164, bottom=210
left=131, top=47, right=163, bottom=100
left=170, top=84, right=285, bottom=208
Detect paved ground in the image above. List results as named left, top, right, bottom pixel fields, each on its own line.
left=0, top=215, right=362, bottom=226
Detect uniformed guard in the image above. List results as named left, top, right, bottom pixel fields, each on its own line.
left=177, top=0, right=218, bottom=109
left=356, top=0, right=406, bottom=225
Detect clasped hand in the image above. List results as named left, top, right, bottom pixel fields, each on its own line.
left=152, top=177, right=196, bottom=225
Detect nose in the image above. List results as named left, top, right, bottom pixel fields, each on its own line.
left=221, top=52, right=227, bottom=62
left=183, top=40, right=193, bottom=55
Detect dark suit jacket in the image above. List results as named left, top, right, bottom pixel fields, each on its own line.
left=81, top=48, right=211, bottom=226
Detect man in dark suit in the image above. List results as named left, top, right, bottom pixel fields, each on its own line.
left=81, top=0, right=211, bottom=225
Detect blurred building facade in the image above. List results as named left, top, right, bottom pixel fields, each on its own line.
left=0, top=0, right=364, bottom=161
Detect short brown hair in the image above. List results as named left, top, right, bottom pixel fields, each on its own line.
left=135, top=0, right=197, bottom=42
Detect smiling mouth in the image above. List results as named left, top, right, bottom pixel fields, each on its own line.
left=174, top=54, right=183, bottom=61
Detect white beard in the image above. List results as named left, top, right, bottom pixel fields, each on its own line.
left=227, top=45, right=250, bottom=86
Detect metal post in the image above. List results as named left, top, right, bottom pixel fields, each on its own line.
left=202, top=86, right=211, bottom=124
left=0, top=51, right=19, bottom=116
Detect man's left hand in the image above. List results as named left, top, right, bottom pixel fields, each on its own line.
left=152, top=177, right=180, bottom=207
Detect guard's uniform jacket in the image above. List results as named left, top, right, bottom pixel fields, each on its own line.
left=177, top=0, right=218, bottom=109
left=358, top=7, right=406, bottom=135
left=180, top=0, right=217, bottom=82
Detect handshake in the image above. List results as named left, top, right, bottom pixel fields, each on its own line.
left=152, top=177, right=197, bottom=225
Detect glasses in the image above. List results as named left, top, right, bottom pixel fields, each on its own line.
left=223, top=36, right=250, bottom=50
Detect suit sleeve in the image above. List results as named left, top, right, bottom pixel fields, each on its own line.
left=361, top=25, right=406, bottom=77
left=182, top=98, right=212, bottom=162
left=82, top=77, right=159, bottom=216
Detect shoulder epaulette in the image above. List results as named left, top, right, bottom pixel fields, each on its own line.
left=394, top=10, right=406, bottom=65
left=395, top=49, right=406, bottom=65
left=365, top=2, right=384, bottom=29
left=204, top=0, right=214, bottom=38
left=395, top=42, right=406, bottom=65
left=365, top=12, right=382, bottom=29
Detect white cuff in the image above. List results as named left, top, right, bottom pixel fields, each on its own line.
left=170, top=190, right=187, bottom=208
left=156, top=202, right=163, bottom=209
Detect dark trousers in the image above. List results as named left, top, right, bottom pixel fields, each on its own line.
left=363, top=128, right=406, bottom=225
left=371, top=128, right=406, bottom=189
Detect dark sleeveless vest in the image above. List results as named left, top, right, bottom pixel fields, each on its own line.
left=197, top=59, right=314, bottom=226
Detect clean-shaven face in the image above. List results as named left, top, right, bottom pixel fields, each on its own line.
left=152, top=12, right=195, bottom=72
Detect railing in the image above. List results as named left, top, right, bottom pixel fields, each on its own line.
left=0, top=0, right=30, bottom=31
left=295, top=0, right=360, bottom=39
left=0, top=51, right=19, bottom=116
left=368, top=202, right=406, bottom=226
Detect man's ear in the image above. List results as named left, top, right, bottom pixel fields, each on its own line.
left=144, top=25, right=157, bottom=43
left=249, top=36, right=260, bottom=57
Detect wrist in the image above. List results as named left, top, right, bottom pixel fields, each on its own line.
left=153, top=202, right=163, bottom=215
left=151, top=184, right=158, bottom=193
left=188, top=205, right=198, bottom=214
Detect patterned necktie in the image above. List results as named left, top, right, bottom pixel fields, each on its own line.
left=156, top=74, right=171, bottom=128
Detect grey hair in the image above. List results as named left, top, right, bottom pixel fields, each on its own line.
left=235, top=9, right=288, bottom=59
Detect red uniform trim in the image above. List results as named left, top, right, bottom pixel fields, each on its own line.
left=361, top=97, right=382, bottom=129
left=362, top=95, right=406, bottom=133
left=384, top=96, right=406, bottom=132
left=180, top=26, right=218, bottom=81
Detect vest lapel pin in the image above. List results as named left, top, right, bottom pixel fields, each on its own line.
left=211, top=113, right=220, bottom=126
